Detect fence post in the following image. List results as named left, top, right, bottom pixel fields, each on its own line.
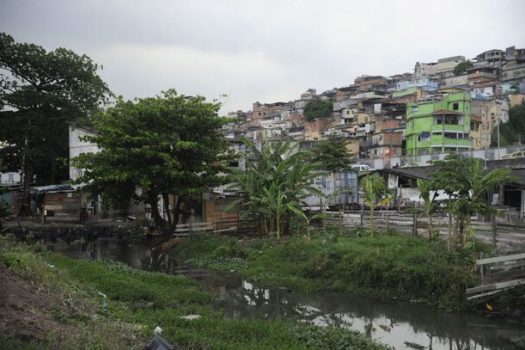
left=480, top=252, right=484, bottom=286
left=491, top=212, right=497, bottom=247
left=412, top=212, right=417, bottom=237
left=189, top=208, right=194, bottom=238
left=360, top=204, right=364, bottom=227
left=386, top=213, right=390, bottom=233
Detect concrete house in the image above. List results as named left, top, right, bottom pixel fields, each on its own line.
left=405, top=92, right=472, bottom=156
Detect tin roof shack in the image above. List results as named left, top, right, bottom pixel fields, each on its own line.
left=34, top=185, right=84, bottom=223
left=202, top=192, right=241, bottom=232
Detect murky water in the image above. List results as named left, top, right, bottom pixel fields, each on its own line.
left=48, top=238, right=525, bottom=350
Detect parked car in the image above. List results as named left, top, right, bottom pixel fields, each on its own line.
left=350, top=164, right=374, bottom=172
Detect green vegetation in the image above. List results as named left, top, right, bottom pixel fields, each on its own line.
left=0, top=33, right=110, bottom=215
left=431, top=155, right=513, bottom=247
left=308, top=137, right=353, bottom=172
left=417, top=178, right=437, bottom=240
left=360, top=173, right=391, bottom=236
left=228, top=139, right=322, bottom=238
left=453, top=60, right=473, bottom=76
left=174, top=231, right=480, bottom=310
left=0, top=236, right=386, bottom=349
left=492, top=100, right=525, bottom=147
left=304, top=99, right=333, bottom=121
left=73, top=90, right=229, bottom=233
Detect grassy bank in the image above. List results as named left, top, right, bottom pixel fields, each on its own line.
left=0, top=235, right=387, bottom=350
left=174, top=229, right=483, bottom=310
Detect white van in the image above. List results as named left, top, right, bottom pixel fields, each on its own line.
left=350, top=164, right=374, bottom=172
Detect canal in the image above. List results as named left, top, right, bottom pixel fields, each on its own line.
left=48, top=237, right=525, bottom=350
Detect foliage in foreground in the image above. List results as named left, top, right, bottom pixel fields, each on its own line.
left=0, top=237, right=387, bottom=350
left=174, top=232, right=480, bottom=310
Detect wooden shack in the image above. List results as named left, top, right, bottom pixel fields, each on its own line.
left=42, top=190, right=83, bottom=223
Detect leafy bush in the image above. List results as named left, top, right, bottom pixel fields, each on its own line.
left=304, top=99, right=333, bottom=121
left=174, top=233, right=479, bottom=310
left=293, top=324, right=388, bottom=350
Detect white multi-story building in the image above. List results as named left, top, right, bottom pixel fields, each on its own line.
left=68, top=125, right=100, bottom=181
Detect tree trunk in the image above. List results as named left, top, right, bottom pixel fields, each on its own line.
left=448, top=213, right=453, bottom=249
left=147, top=193, right=167, bottom=233
left=276, top=214, right=280, bottom=240
left=428, top=211, right=434, bottom=240
left=172, top=196, right=183, bottom=230
left=491, top=212, right=497, bottom=247
left=370, top=206, right=375, bottom=237
left=458, top=216, right=465, bottom=246
left=19, top=140, right=33, bottom=217
left=162, top=193, right=173, bottom=234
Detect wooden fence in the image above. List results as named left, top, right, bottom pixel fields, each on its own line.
left=323, top=210, right=525, bottom=250
left=172, top=215, right=256, bottom=237
left=466, top=252, right=525, bottom=300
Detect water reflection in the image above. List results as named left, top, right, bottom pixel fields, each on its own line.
left=48, top=238, right=524, bottom=350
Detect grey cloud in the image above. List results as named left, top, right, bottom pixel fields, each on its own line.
left=1, top=0, right=524, bottom=112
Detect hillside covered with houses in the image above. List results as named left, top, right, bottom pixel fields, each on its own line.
left=220, top=46, right=525, bottom=164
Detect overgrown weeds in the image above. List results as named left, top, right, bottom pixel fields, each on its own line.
left=174, top=231, right=482, bottom=310
left=0, top=235, right=139, bottom=349
left=0, top=235, right=388, bottom=349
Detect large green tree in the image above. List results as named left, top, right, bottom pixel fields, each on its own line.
left=453, top=60, right=473, bottom=76
left=73, top=90, right=229, bottom=233
left=308, top=138, right=353, bottom=172
left=0, top=33, right=110, bottom=215
left=227, top=140, right=322, bottom=238
left=304, top=99, right=333, bottom=122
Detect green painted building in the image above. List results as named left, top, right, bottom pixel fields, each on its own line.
left=405, top=92, right=471, bottom=156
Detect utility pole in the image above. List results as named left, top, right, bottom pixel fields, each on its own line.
left=497, top=121, right=500, bottom=149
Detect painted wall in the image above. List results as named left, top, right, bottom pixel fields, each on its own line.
left=405, top=93, right=471, bottom=155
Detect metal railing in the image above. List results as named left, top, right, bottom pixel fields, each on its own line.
left=360, top=144, right=525, bottom=170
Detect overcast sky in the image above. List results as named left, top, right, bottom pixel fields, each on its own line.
left=1, top=0, right=524, bottom=114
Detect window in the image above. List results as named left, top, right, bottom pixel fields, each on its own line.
left=445, top=116, right=459, bottom=125
left=453, top=103, right=459, bottom=111
left=418, top=132, right=430, bottom=142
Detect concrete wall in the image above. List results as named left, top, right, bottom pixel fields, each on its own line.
left=0, top=172, right=21, bottom=185
left=69, top=126, right=100, bottom=181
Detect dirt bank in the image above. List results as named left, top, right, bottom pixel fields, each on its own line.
left=0, top=262, right=138, bottom=348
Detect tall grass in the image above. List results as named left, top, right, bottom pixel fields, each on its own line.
left=175, top=231, right=481, bottom=310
